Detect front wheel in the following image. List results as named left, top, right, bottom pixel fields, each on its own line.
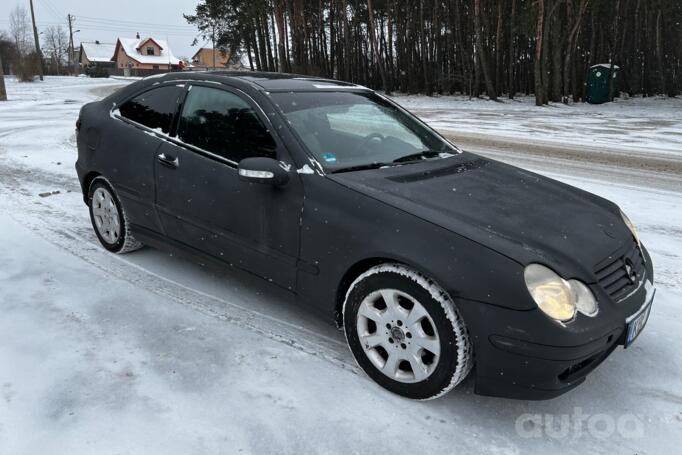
left=343, top=264, right=472, bottom=400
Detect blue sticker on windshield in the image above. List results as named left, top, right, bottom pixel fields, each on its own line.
left=321, top=153, right=337, bottom=163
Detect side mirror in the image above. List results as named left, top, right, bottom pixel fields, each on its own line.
left=238, top=157, right=289, bottom=187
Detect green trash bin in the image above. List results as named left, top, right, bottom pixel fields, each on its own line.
left=586, top=64, right=620, bottom=104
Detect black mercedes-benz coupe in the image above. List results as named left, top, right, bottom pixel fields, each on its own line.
left=75, top=71, right=655, bottom=400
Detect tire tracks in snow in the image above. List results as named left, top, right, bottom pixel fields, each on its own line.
left=0, top=167, right=359, bottom=376
left=1, top=168, right=481, bottom=448
left=0, top=79, right=359, bottom=377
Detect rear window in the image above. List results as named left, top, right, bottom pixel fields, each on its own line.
left=118, top=85, right=184, bottom=134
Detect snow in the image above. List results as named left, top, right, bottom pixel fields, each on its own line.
left=117, top=37, right=180, bottom=66
left=591, top=63, right=620, bottom=69
left=1, top=76, right=681, bottom=453
left=143, top=72, right=169, bottom=80
left=392, top=93, right=682, bottom=157
left=296, top=164, right=315, bottom=174
left=80, top=41, right=116, bottom=63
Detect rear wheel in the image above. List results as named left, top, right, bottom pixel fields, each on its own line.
left=343, top=264, right=472, bottom=400
left=88, top=178, right=143, bottom=254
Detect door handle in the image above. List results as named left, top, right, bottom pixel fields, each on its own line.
left=157, top=153, right=179, bottom=168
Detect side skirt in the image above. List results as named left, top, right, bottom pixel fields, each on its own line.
left=130, top=225, right=296, bottom=293
left=130, top=224, right=337, bottom=325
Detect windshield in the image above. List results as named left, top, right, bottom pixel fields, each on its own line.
left=270, top=91, right=459, bottom=173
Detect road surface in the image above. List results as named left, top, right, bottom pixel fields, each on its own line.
left=0, top=77, right=680, bottom=454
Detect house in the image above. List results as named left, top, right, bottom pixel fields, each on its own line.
left=190, top=47, right=243, bottom=70
left=191, top=47, right=229, bottom=69
left=112, top=35, right=180, bottom=76
left=79, top=41, right=116, bottom=76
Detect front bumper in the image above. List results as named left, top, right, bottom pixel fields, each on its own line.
left=474, top=326, right=623, bottom=400
left=458, top=276, right=656, bottom=400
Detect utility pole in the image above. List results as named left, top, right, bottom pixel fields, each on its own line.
left=0, top=52, right=7, bottom=101
left=28, top=0, right=44, bottom=80
left=212, top=24, right=216, bottom=70
left=67, top=14, right=76, bottom=75
left=166, top=35, right=172, bottom=72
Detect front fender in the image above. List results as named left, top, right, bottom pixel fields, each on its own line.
left=296, top=177, right=534, bottom=321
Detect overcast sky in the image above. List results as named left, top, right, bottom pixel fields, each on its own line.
left=0, top=0, right=206, bottom=58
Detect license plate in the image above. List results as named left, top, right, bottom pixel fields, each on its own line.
left=624, top=283, right=655, bottom=348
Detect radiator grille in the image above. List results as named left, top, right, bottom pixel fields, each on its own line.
left=594, top=242, right=646, bottom=302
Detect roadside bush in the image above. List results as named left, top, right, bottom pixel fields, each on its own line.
left=85, top=65, right=110, bottom=78
left=15, top=55, right=39, bottom=82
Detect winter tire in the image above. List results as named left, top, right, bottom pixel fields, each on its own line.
left=343, top=264, right=472, bottom=400
left=88, top=177, right=143, bottom=254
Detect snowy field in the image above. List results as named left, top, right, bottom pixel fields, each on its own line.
left=1, top=76, right=681, bottom=454
left=394, top=93, right=682, bottom=157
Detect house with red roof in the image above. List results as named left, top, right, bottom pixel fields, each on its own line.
left=112, top=34, right=181, bottom=76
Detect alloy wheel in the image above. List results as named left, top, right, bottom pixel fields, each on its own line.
left=91, top=187, right=121, bottom=244
left=356, top=288, right=441, bottom=383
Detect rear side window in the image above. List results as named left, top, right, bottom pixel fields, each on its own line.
left=177, top=86, right=276, bottom=163
left=118, top=85, right=184, bottom=134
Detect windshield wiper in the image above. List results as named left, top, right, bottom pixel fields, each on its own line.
left=392, top=150, right=442, bottom=163
left=331, top=151, right=446, bottom=174
left=330, top=162, right=394, bottom=174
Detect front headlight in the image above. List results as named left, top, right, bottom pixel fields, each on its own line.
left=568, top=279, right=598, bottom=317
left=620, top=210, right=641, bottom=248
left=524, top=264, right=599, bottom=322
left=524, top=264, right=576, bottom=322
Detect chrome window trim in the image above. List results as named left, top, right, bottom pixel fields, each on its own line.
left=110, top=80, right=280, bottom=169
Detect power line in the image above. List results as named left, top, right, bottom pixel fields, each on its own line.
left=77, top=15, right=196, bottom=28
left=75, top=15, right=196, bottom=30
left=73, top=21, right=198, bottom=34
left=36, top=0, right=63, bottom=22
left=75, top=26, right=199, bottom=38
left=76, top=21, right=196, bottom=32
left=0, top=19, right=63, bottom=26
left=42, top=0, right=64, bottom=17
left=0, top=10, right=199, bottom=36
left=75, top=24, right=198, bottom=35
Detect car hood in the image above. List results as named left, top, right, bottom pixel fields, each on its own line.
left=328, top=152, right=631, bottom=281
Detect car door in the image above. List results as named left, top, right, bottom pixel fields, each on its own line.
left=154, top=83, right=303, bottom=289
left=104, top=84, right=184, bottom=233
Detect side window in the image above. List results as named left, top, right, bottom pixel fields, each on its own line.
left=177, top=86, right=276, bottom=163
left=118, top=85, right=183, bottom=134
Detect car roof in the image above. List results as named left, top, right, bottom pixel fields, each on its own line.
left=159, top=71, right=370, bottom=92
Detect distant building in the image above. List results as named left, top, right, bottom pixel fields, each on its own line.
left=79, top=41, right=116, bottom=76
left=112, top=34, right=181, bottom=76
left=190, top=47, right=243, bottom=70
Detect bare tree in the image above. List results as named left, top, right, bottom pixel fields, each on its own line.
left=563, top=0, right=589, bottom=102
left=535, top=0, right=546, bottom=106
left=43, top=25, right=69, bottom=74
left=474, top=0, right=497, bottom=100
left=367, top=0, right=389, bottom=93
left=9, top=6, right=31, bottom=57
left=9, top=5, right=38, bottom=81
left=508, top=0, right=517, bottom=99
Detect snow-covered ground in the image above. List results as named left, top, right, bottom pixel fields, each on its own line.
left=393, top=93, right=682, bottom=157
left=1, top=76, right=681, bottom=454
